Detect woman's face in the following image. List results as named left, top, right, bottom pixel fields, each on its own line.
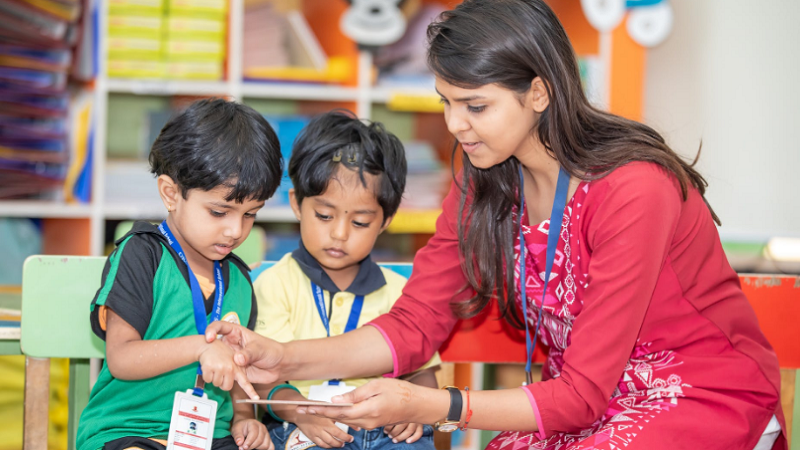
left=436, top=78, right=539, bottom=169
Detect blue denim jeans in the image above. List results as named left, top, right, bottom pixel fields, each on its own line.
left=269, top=422, right=435, bottom=450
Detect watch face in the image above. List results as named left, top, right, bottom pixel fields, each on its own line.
left=437, top=423, right=459, bottom=433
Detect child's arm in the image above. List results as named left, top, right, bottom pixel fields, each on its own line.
left=383, top=367, right=439, bottom=444
left=104, top=308, right=258, bottom=398
left=402, top=367, right=439, bottom=389
left=231, top=385, right=272, bottom=450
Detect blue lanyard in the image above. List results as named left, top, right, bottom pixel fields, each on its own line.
left=158, top=220, right=224, bottom=395
left=311, top=281, right=364, bottom=386
left=518, top=166, right=571, bottom=385
left=311, top=281, right=364, bottom=338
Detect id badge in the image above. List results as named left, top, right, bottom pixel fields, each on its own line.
left=166, top=390, right=218, bottom=450
left=292, top=381, right=356, bottom=446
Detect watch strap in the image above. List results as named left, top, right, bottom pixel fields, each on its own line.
left=445, top=386, right=462, bottom=422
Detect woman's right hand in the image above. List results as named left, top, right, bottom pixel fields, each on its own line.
left=205, top=321, right=284, bottom=385
left=299, top=378, right=441, bottom=430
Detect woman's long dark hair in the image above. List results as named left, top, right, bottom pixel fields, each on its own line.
left=427, top=0, right=720, bottom=327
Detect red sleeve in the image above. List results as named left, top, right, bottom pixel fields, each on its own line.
left=524, top=163, right=683, bottom=436
left=368, top=178, right=470, bottom=376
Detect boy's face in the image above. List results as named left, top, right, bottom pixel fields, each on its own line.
left=290, top=167, right=392, bottom=284
left=159, top=175, right=264, bottom=271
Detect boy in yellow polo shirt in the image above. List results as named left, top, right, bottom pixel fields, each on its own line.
left=253, top=110, right=439, bottom=450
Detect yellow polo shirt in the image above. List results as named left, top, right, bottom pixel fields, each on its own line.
left=253, top=252, right=441, bottom=397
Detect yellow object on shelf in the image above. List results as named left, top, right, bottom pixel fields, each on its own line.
left=387, top=209, right=441, bottom=234
left=244, top=56, right=351, bottom=83
left=107, top=59, right=165, bottom=78
left=108, top=15, right=163, bottom=39
left=165, top=38, right=225, bottom=61
left=387, top=93, right=445, bottom=113
left=168, top=0, right=227, bottom=19
left=166, top=16, right=226, bottom=40
left=166, top=61, right=223, bottom=80
left=109, top=0, right=164, bottom=16
left=107, top=36, right=162, bottom=59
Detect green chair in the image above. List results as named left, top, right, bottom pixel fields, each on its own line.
left=20, top=257, right=411, bottom=450
left=21, top=256, right=105, bottom=450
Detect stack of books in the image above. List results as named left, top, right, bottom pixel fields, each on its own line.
left=0, top=0, right=95, bottom=202
left=242, top=0, right=350, bottom=84
left=108, top=0, right=228, bottom=80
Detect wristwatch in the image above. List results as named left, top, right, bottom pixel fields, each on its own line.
left=434, top=386, right=462, bottom=432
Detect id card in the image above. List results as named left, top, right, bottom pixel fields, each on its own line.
left=166, top=390, right=218, bottom=450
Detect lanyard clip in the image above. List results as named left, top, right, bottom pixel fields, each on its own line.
left=193, top=374, right=205, bottom=396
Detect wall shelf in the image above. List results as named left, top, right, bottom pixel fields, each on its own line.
left=106, top=78, right=231, bottom=97
left=0, top=202, right=94, bottom=219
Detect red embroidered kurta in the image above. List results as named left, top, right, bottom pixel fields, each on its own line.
left=369, top=162, right=785, bottom=449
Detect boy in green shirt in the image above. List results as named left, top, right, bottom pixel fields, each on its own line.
left=77, top=99, right=282, bottom=450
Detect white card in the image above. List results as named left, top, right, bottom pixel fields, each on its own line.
left=166, top=390, right=218, bottom=450
left=307, top=381, right=356, bottom=403
left=297, top=381, right=356, bottom=437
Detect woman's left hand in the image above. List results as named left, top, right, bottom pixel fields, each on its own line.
left=298, top=378, right=433, bottom=430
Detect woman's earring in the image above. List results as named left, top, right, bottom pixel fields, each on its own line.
left=167, top=205, right=172, bottom=213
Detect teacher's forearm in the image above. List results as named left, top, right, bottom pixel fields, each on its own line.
left=455, top=388, right=537, bottom=432
left=281, top=326, right=394, bottom=380
left=406, top=386, right=537, bottom=432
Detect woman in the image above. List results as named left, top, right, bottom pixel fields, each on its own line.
left=207, top=1, right=784, bottom=448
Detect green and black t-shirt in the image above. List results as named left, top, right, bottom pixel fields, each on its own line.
left=76, top=221, right=257, bottom=450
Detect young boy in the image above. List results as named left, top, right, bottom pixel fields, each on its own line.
left=76, top=99, right=282, bottom=450
left=252, top=111, right=440, bottom=450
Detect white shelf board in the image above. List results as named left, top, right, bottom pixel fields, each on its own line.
left=370, top=86, right=438, bottom=103
left=104, top=203, right=297, bottom=223
left=241, top=81, right=359, bottom=101
left=106, top=78, right=231, bottom=96
left=0, top=201, right=94, bottom=218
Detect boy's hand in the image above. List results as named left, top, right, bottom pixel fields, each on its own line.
left=231, top=418, right=273, bottom=450
left=205, top=321, right=283, bottom=386
left=197, top=339, right=259, bottom=399
left=383, top=423, right=427, bottom=444
left=295, top=414, right=354, bottom=449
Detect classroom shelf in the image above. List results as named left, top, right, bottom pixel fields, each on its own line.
left=103, top=201, right=440, bottom=232
left=4, top=0, right=635, bottom=258
left=106, top=78, right=231, bottom=96
left=241, top=82, right=359, bottom=101
left=103, top=203, right=299, bottom=223
left=369, top=86, right=438, bottom=103
left=0, top=202, right=94, bottom=219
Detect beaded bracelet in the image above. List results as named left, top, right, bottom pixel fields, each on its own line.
left=460, top=386, right=473, bottom=431
left=266, top=383, right=301, bottom=422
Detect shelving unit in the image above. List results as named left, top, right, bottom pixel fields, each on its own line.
left=0, top=202, right=94, bottom=219
left=0, top=0, right=649, bottom=260
left=82, top=0, right=449, bottom=257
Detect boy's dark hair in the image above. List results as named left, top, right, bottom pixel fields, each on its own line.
left=149, top=98, right=283, bottom=202
left=288, top=110, right=406, bottom=222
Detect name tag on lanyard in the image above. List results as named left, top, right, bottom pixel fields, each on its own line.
left=158, top=221, right=226, bottom=448
left=166, top=390, right=218, bottom=450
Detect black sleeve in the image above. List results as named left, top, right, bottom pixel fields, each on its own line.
left=227, top=255, right=258, bottom=331
left=247, top=289, right=258, bottom=331
left=89, top=235, right=161, bottom=340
